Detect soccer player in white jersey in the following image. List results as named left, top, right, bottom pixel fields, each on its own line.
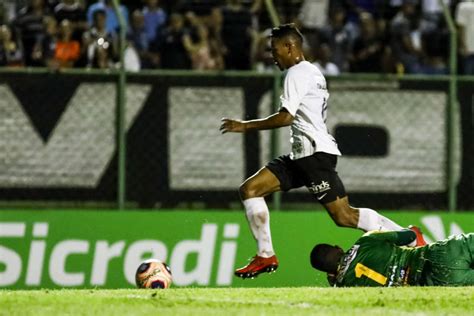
left=220, top=24, right=425, bottom=279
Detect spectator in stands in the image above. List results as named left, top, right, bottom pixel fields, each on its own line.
left=390, top=0, right=423, bottom=74
left=83, top=9, right=117, bottom=68
left=142, top=0, right=167, bottom=45
left=31, top=15, right=57, bottom=67
left=219, top=0, right=256, bottom=70
left=320, top=7, right=355, bottom=72
left=313, top=43, right=340, bottom=75
left=13, top=0, right=51, bottom=66
left=128, top=9, right=160, bottom=69
left=0, top=24, right=24, bottom=66
left=183, top=23, right=223, bottom=70
left=208, top=5, right=223, bottom=36
left=456, top=0, right=474, bottom=74
left=254, top=28, right=275, bottom=73
left=54, top=0, right=87, bottom=40
left=52, top=19, right=80, bottom=68
left=207, top=6, right=226, bottom=63
left=420, top=0, right=452, bottom=32
left=129, top=9, right=148, bottom=53
left=0, top=0, right=464, bottom=74
left=350, top=12, right=385, bottom=73
left=177, top=0, right=219, bottom=26
left=158, top=13, right=191, bottom=69
left=419, top=29, right=448, bottom=74
left=295, top=0, right=328, bottom=55
left=87, top=0, right=129, bottom=34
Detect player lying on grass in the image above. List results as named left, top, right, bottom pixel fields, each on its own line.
left=310, top=229, right=474, bottom=286
left=220, top=23, right=425, bottom=280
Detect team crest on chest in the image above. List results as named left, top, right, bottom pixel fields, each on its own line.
left=293, top=140, right=303, bottom=153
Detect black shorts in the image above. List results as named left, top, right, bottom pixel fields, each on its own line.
left=266, top=152, right=346, bottom=204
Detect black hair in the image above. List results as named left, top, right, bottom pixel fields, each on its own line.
left=310, top=244, right=342, bottom=274
left=270, top=23, right=303, bottom=45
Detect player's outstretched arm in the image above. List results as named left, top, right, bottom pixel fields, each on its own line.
left=220, top=109, right=294, bottom=134
left=364, top=229, right=417, bottom=246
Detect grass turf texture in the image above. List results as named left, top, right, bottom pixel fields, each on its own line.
left=1, top=288, right=473, bottom=316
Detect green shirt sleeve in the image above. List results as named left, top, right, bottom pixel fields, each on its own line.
left=363, top=229, right=416, bottom=246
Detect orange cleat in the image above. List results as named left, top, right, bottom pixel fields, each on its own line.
left=409, top=225, right=427, bottom=247
left=234, top=255, right=279, bottom=279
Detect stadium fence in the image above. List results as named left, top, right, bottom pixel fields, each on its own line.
left=0, top=68, right=473, bottom=211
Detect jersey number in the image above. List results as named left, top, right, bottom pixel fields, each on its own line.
left=354, top=263, right=387, bottom=285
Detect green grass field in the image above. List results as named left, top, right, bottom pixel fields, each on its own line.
left=1, top=287, right=473, bottom=316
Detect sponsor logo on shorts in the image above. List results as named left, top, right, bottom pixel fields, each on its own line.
left=308, top=180, right=331, bottom=194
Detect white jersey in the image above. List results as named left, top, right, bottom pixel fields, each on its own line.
left=280, top=60, right=341, bottom=160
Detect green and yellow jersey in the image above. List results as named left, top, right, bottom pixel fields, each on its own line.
left=335, top=230, right=426, bottom=287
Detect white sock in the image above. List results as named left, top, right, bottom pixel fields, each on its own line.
left=357, top=208, right=404, bottom=232
left=357, top=208, right=417, bottom=246
left=242, top=197, right=275, bottom=258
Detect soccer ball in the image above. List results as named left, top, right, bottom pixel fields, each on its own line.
left=135, top=259, right=173, bottom=289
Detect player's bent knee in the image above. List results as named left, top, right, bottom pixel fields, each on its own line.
left=239, top=182, right=260, bottom=200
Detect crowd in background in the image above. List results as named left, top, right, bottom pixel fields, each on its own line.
left=0, top=0, right=473, bottom=74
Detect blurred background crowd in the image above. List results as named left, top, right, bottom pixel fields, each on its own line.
left=0, top=0, right=473, bottom=74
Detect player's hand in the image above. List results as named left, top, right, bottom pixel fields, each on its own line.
left=220, top=118, right=246, bottom=134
